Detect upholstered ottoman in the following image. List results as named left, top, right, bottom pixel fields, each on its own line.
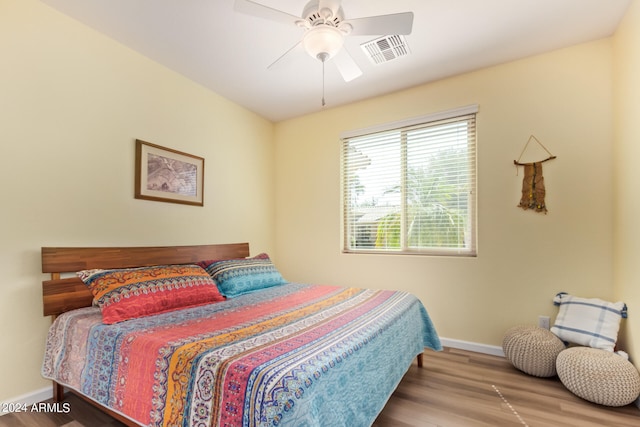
left=502, top=325, right=566, bottom=377
left=556, top=347, right=640, bottom=407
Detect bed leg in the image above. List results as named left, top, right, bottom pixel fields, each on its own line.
left=416, top=353, right=423, bottom=368
left=52, top=382, right=65, bottom=403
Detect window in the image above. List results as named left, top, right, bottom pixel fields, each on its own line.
left=341, top=105, right=477, bottom=256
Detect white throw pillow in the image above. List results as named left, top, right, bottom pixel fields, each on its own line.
left=551, top=292, right=627, bottom=352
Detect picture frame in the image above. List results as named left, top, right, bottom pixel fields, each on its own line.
left=135, top=139, right=204, bottom=206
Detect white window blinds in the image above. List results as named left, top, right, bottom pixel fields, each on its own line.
left=341, top=105, right=477, bottom=256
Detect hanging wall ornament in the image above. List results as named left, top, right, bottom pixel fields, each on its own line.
left=514, top=135, right=556, bottom=214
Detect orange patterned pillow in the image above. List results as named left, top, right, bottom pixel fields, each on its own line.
left=77, top=264, right=225, bottom=324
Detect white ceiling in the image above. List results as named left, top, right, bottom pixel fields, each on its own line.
left=39, top=0, right=631, bottom=122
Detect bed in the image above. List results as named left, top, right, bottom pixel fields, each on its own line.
left=41, top=243, right=441, bottom=427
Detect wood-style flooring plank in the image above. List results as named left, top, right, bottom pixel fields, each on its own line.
left=374, top=347, right=639, bottom=427
left=1, top=347, right=638, bottom=426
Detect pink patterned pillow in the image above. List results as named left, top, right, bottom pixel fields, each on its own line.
left=77, top=264, right=225, bottom=324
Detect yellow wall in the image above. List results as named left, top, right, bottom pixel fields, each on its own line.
left=0, top=0, right=275, bottom=401
left=613, top=0, right=640, bottom=362
left=275, top=40, right=615, bottom=350
left=2, top=0, right=636, bottom=407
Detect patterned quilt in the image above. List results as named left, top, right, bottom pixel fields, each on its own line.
left=42, top=283, right=441, bottom=427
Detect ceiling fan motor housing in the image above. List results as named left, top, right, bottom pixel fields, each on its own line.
left=302, top=0, right=345, bottom=27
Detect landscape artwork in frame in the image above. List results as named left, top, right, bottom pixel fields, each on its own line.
left=135, top=139, right=204, bottom=206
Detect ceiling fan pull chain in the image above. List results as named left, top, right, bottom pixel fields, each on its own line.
left=322, top=58, right=326, bottom=107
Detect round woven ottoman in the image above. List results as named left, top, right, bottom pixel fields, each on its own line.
left=556, top=347, right=640, bottom=407
left=502, top=325, right=566, bottom=377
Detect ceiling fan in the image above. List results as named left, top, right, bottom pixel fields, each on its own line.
left=233, top=0, right=414, bottom=84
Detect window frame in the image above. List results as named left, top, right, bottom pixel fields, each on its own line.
left=340, top=105, right=478, bottom=257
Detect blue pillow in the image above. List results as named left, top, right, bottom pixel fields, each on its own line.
left=198, top=253, right=287, bottom=298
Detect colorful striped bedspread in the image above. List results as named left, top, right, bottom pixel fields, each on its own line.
left=42, top=283, right=441, bottom=427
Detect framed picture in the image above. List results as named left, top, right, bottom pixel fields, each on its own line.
left=135, top=139, right=204, bottom=206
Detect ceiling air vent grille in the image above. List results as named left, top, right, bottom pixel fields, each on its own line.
left=361, top=35, right=410, bottom=65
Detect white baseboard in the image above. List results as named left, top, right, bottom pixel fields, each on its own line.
left=0, top=387, right=53, bottom=416
left=439, top=337, right=505, bottom=357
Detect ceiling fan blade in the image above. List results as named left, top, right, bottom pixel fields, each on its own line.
left=333, top=49, right=362, bottom=82
left=267, top=41, right=304, bottom=70
left=234, top=0, right=301, bottom=25
left=347, top=12, right=414, bottom=36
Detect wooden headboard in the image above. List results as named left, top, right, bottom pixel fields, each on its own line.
left=41, top=243, right=250, bottom=318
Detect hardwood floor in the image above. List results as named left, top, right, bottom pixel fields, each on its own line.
left=2, top=347, right=638, bottom=426
left=374, top=347, right=639, bottom=427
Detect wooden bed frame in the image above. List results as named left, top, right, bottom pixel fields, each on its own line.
left=41, top=242, right=250, bottom=426
left=41, top=242, right=423, bottom=426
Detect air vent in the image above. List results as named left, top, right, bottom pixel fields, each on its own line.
left=360, top=35, right=410, bottom=65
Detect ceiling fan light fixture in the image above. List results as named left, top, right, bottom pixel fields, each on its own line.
left=302, top=25, right=344, bottom=61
